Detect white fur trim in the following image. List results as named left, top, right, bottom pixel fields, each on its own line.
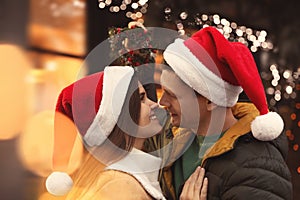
left=106, top=148, right=165, bottom=200
left=45, top=171, right=73, bottom=196
left=163, top=38, right=243, bottom=107
left=251, top=112, right=284, bottom=141
left=84, top=66, right=134, bottom=146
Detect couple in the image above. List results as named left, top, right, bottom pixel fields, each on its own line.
left=46, top=27, right=292, bottom=199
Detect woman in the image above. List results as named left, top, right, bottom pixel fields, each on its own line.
left=46, top=66, right=207, bottom=199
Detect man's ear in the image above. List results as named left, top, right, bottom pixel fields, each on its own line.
left=206, top=100, right=217, bottom=111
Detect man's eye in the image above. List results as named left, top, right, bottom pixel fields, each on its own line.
left=165, top=90, right=175, bottom=98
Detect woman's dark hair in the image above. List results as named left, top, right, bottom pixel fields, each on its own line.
left=107, top=72, right=141, bottom=151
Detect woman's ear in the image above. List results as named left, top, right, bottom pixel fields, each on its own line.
left=206, top=100, right=217, bottom=111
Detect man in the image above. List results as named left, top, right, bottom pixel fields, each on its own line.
left=156, top=27, right=292, bottom=199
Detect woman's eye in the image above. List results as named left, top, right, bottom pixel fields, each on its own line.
left=140, top=92, right=146, bottom=101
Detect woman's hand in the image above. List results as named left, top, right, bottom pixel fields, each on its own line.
left=180, top=167, right=208, bottom=200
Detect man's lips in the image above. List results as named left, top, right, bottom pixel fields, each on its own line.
left=171, top=113, right=178, bottom=117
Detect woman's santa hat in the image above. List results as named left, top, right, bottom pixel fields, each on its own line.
left=46, top=66, right=134, bottom=196
left=163, top=26, right=284, bottom=141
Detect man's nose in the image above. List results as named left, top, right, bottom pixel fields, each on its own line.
left=159, top=93, right=169, bottom=107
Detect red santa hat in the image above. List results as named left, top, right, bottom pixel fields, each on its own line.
left=163, top=26, right=284, bottom=141
left=45, top=66, right=134, bottom=196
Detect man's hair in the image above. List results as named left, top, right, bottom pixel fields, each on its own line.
left=161, top=60, right=203, bottom=98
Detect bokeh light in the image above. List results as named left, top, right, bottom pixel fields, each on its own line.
left=0, top=45, right=32, bottom=140
left=38, top=192, right=66, bottom=200
left=291, top=113, right=296, bottom=120
left=17, top=111, right=83, bottom=177
left=293, top=144, right=299, bottom=151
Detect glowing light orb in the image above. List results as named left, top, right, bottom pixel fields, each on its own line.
left=0, top=45, right=32, bottom=140
left=18, top=111, right=83, bottom=177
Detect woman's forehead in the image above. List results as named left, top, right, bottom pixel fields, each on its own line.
left=138, top=81, right=145, bottom=93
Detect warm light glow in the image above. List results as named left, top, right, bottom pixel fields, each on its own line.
left=0, top=45, right=32, bottom=140
left=113, top=6, right=120, bottom=12
left=230, top=22, right=237, bottom=29
left=131, top=13, right=137, bottom=20
left=285, top=130, right=291, bottom=137
left=286, top=85, right=293, bottom=94
left=270, top=64, right=277, bottom=71
left=201, top=14, right=208, bottom=21
left=136, top=11, right=143, bottom=18
left=137, top=18, right=144, bottom=24
left=283, top=70, right=291, bottom=79
left=98, top=2, right=105, bottom=9
left=274, top=93, right=281, bottom=101
left=105, top=0, right=112, bottom=5
left=39, top=192, right=66, bottom=200
left=180, top=12, right=188, bottom=20
left=124, top=0, right=131, bottom=5
left=120, top=4, right=126, bottom=10
left=126, top=11, right=132, bottom=18
left=131, top=2, right=138, bottom=9
left=246, top=28, right=253, bottom=35
left=177, top=22, right=184, bottom=30
left=260, top=30, right=267, bottom=37
left=164, top=7, right=171, bottom=14
left=236, top=29, right=243, bottom=36
left=221, top=18, right=229, bottom=26
left=138, top=0, right=147, bottom=6
left=266, top=87, right=275, bottom=95
left=271, top=80, right=278, bottom=86
left=258, top=35, right=266, bottom=42
left=288, top=134, right=294, bottom=141
left=17, top=111, right=83, bottom=177
left=291, top=113, right=296, bottom=120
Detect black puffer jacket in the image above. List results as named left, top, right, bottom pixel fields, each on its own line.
left=203, top=131, right=292, bottom=200
left=144, top=103, right=293, bottom=200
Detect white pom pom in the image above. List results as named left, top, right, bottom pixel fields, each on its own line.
left=45, top=171, right=73, bottom=196
left=251, top=112, right=284, bottom=141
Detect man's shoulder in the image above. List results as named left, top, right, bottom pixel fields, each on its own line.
left=206, top=132, right=289, bottom=170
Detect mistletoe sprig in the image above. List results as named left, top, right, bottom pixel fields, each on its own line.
left=108, top=23, right=156, bottom=67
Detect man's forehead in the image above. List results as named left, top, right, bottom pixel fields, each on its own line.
left=160, top=69, right=191, bottom=93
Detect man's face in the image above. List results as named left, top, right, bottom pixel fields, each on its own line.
left=159, top=69, right=200, bottom=129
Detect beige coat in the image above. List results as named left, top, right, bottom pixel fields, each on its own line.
left=90, top=170, right=154, bottom=199
left=66, top=148, right=165, bottom=200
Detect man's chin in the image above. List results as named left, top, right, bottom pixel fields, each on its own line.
left=171, top=119, right=193, bottom=129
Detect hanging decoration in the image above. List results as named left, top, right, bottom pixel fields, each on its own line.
left=108, top=21, right=156, bottom=67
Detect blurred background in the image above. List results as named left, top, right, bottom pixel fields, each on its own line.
left=0, top=0, right=299, bottom=199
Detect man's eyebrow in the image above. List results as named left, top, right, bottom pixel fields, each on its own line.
left=163, top=88, right=175, bottom=96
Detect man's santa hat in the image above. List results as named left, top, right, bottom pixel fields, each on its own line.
left=163, top=26, right=284, bottom=141
left=45, top=66, right=134, bottom=196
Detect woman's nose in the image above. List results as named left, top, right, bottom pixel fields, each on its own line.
left=147, top=98, right=158, bottom=108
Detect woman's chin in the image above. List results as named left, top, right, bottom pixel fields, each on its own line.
left=136, top=120, right=162, bottom=138
left=171, top=116, right=180, bottom=127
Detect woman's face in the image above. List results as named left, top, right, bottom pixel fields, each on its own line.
left=136, top=83, right=162, bottom=138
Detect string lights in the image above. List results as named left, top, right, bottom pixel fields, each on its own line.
left=164, top=8, right=272, bottom=53
left=98, top=0, right=148, bottom=22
